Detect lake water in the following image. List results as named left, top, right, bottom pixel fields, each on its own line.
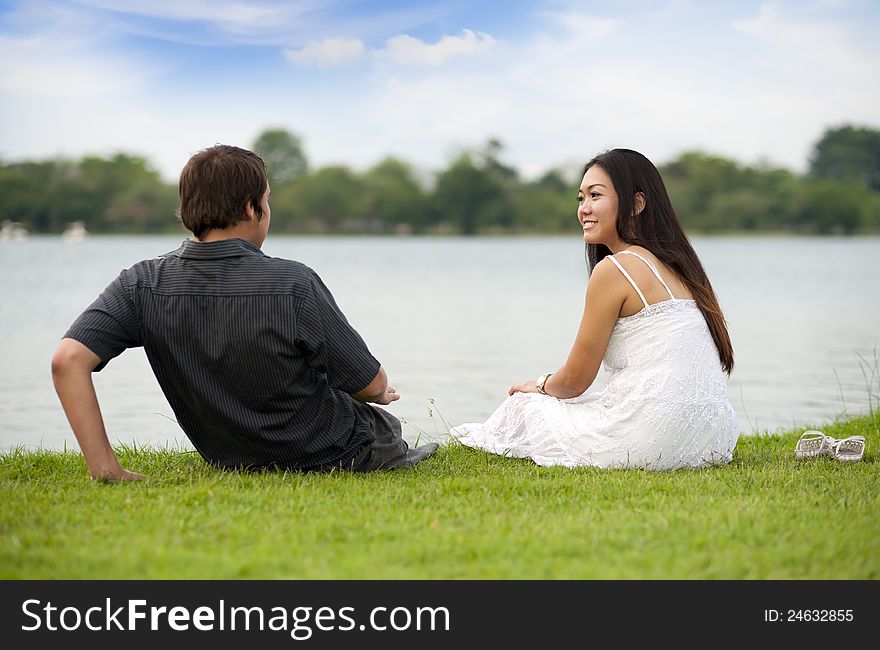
left=1, top=235, right=878, bottom=451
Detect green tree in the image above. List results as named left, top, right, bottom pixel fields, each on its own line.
left=105, top=182, right=178, bottom=233
left=362, top=157, right=428, bottom=233
left=535, top=169, right=571, bottom=194
left=0, top=161, right=62, bottom=232
left=0, top=154, right=174, bottom=233
left=512, top=184, right=572, bottom=232
left=432, top=153, right=507, bottom=234
left=704, top=190, right=771, bottom=231
left=278, top=165, right=362, bottom=233
left=479, top=138, right=519, bottom=183
left=748, top=165, right=800, bottom=230
left=662, top=152, right=746, bottom=229
left=76, top=154, right=173, bottom=232
left=252, top=128, right=308, bottom=184
left=809, top=125, right=880, bottom=191
left=5, top=135, right=879, bottom=235
left=795, top=180, right=870, bottom=234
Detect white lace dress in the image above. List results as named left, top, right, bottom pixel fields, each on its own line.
left=451, top=251, right=740, bottom=470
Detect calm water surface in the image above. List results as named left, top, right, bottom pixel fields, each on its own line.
left=1, top=235, right=878, bottom=450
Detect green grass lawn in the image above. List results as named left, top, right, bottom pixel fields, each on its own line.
left=2, top=413, right=878, bottom=579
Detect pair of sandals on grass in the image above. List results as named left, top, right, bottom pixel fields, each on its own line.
left=795, top=430, right=866, bottom=463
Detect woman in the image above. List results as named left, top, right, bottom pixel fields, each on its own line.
left=451, top=149, right=739, bottom=470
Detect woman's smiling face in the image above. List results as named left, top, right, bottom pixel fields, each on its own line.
left=577, top=164, right=621, bottom=249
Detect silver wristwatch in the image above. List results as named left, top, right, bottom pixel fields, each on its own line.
left=536, top=372, right=553, bottom=395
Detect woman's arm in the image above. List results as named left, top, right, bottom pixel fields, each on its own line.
left=510, top=258, right=627, bottom=399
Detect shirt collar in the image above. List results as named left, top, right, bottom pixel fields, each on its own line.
left=174, top=238, right=266, bottom=260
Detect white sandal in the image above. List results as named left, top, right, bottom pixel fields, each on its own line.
left=831, top=436, right=866, bottom=463
left=794, top=430, right=836, bottom=459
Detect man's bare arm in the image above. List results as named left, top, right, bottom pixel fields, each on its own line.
left=351, top=366, right=400, bottom=405
left=51, top=338, right=144, bottom=481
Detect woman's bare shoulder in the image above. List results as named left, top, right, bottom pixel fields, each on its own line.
left=588, top=256, right=630, bottom=295
left=613, top=245, right=667, bottom=274
left=623, top=244, right=660, bottom=263
left=621, top=245, right=693, bottom=299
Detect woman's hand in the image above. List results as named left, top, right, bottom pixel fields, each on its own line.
left=509, top=380, right=540, bottom=396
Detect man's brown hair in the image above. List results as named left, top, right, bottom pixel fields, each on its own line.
left=177, top=145, right=268, bottom=238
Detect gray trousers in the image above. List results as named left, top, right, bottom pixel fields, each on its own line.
left=348, top=404, right=409, bottom=472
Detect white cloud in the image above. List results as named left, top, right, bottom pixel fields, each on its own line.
left=327, top=2, right=880, bottom=177
left=283, top=37, right=365, bottom=68
left=377, top=29, right=496, bottom=66
left=0, top=1, right=157, bottom=97
left=725, top=1, right=880, bottom=165
left=732, top=1, right=873, bottom=78
left=538, top=10, right=618, bottom=37
left=76, top=0, right=320, bottom=35
left=285, top=29, right=497, bottom=69
left=2, top=1, right=879, bottom=181
left=0, top=34, right=149, bottom=96
left=64, top=0, right=454, bottom=47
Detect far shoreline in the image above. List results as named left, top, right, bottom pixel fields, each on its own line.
left=5, top=231, right=880, bottom=240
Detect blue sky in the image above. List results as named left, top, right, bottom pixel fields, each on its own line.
left=1, top=0, right=878, bottom=181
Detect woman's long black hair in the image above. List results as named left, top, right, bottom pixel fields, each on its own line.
left=584, top=149, right=734, bottom=374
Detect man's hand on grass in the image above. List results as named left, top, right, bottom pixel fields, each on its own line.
left=91, top=465, right=146, bottom=482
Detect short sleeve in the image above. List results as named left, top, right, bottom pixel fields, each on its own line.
left=64, top=273, right=142, bottom=372
left=295, top=271, right=380, bottom=393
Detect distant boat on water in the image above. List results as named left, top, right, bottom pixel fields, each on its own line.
left=0, top=220, right=28, bottom=241
left=62, top=221, right=88, bottom=242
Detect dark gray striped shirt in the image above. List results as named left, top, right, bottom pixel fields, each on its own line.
left=65, top=238, right=380, bottom=471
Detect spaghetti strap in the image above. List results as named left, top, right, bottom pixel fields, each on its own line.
left=608, top=256, right=649, bottom=308
left=616, top=250, right=675, bottom=300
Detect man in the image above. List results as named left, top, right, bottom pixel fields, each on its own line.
left=51, top=144, right=437, bottom=480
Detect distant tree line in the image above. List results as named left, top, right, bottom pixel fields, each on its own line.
left=2, top=125, right=879, bottom=236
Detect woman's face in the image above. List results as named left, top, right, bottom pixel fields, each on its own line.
left=577, top=164, right=622, bottom=249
